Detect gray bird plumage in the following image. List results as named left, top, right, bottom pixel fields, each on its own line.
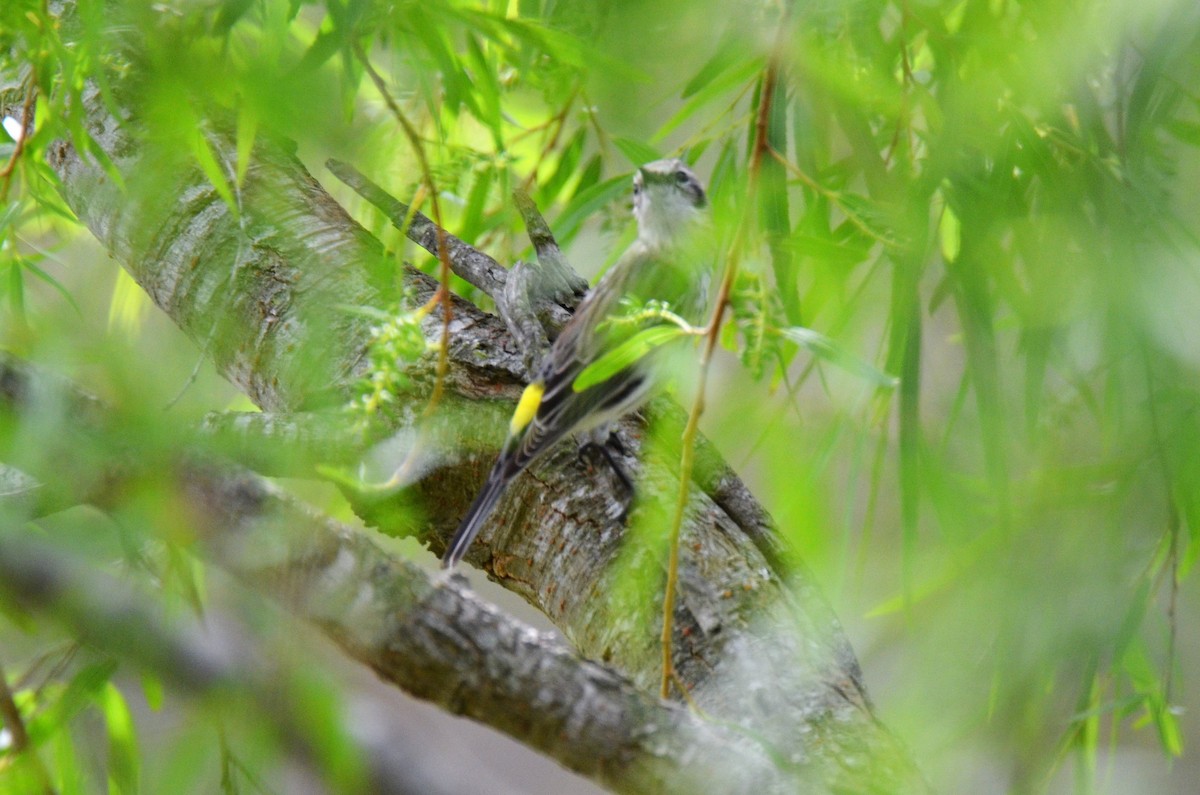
left=443, top=158, right=712, bottom=568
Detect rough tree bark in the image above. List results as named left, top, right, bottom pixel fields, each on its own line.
left=0, top=8, right=927, bottom=793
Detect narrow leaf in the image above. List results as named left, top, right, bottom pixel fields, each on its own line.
left=140, top=673, right=164, bottom=712
left=654, top=56, right=763, bottom=142
left=573, top=325, right=687, bottom=392
left=102, top=682, right=139, bottom=794
left=21, top=256, right=82, bottom=315
left=613, top=137, right=661, bottom=167
left=778, top=326, right=898, bottom=388
left=553, top=173, right=629, bottom=243
left=682, top=33, right=744, bottom=99
left=235, top=103, right=258, bottom=189
left=187, top=126, right=238, bottom=215
left=539, top=127, right=585, bottom=206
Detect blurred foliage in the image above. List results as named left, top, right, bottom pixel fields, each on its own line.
left=1, top=0, right=1200, bottom=793
left=344, top=300, right=428, bottom=431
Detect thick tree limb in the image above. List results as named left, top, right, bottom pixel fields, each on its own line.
left=0, top=530, right=460, bottom=795
left=188, top=468, right=800, bottom=795
left=0, top=374, right=799, bottom=794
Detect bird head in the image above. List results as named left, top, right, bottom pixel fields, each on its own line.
left=632, top=158, right=707, bottom=248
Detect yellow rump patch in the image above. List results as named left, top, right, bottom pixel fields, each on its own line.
left=510, top=381, right=545, bottom=435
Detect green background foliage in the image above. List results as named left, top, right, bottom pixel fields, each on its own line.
left=3, top=0, right=1200, bottom=792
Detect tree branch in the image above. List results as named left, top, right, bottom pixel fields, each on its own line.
left=0, top=372, right=804, bottom=793
left=326, top=158, right=509, bottom=298
left=0, top=531, right=465, bottom=795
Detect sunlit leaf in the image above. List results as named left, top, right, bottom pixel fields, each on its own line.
left=186, top=123, right=238, bottom=216
left=464, top=34, right=505, bottom=146
left=939, top=202, right=961, bottom=263
left=108, top=268, right=150, bottom=337
left=235, top=103, right=258, bottom=190
left=102, top=682, right=139, bottom=794
left=26, top=660, right=119, bottom=746
left=573, top=325, right=689, bottom=392
left=140, top=672, right=164, bottom=712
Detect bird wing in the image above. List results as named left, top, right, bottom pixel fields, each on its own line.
left=502, top=244, right=653, bottom=474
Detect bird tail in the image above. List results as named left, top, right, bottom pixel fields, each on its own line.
left=442, top=449, right=518, bottom=569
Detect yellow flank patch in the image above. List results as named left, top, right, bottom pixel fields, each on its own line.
left=510, top=381, right=545, bottom=434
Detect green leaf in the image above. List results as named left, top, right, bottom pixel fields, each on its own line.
left=834, top=192, right=902, bottom=249
left=786, top=233, right=870, bottom=268
left=51, top=717, right=86, bottom=795
left=654, top=55, right=763, bottom=143
left=27, top=659, right=119, bottom=746
left=572, top=154, right=603, bottom=198
left=140, top=672, right=164, bottom=712
left=8, top=255, right=26, bottom=322
left=613, top=137, right=661, bottom=167
left=21, top=256, right=82, bottom=315
left=102, top=682, right=139, bottom=794
left=186, top=124, right=238, bottom=216
left=459, top=165, right=493, bottom=242
left=538, top=127, right=585, bottom=206
left=682, top=33, right=744, bottom=99
left=287, top=668, right=367, bottom=789
left=450, top=8, right=645, bottom=81
left=292, top=23, right=348, bottom=74
left=464, top=34, right=504, bottom=146
left=213, top=0, right=254, bottom=34
left=1164, top=118, right=1200, bottom=146
left=1154, top=699, right=1184, bottom=757
left=0, top=196, right=21, bottom=237
left=235, top=103, right=258, bottom=190
left=410, top=8, right=480, bottom=120
left=778, top=326, right=898, bottom=389
left=553, top=173, right=629, bottom=243
left=939, top=202, right=961, bottom=263
left=573, top=325, right=688, bottom=392
left=108, top=267, right=150, bottom=336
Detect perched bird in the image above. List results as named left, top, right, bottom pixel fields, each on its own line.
left=443, top=158, right=711, bottom=568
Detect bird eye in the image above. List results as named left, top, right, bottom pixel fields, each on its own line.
left=675, top=170, right=690, bottom=184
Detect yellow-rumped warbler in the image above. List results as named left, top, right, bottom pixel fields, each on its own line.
left=443, top=158, right=711, bottom=568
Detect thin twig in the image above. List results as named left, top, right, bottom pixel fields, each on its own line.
left=660, top=21, right=788, bottom=699
left=0, top=658, right=56, bottom=794
left=767, top=147, right=899, bottom=248
left=352, top=40, right=453, bottom=414
left=520, top=87, right=579, bottom=194
left=0, top=76, right=37, bottom=202
left=326, top=158, right=508, bottom=296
